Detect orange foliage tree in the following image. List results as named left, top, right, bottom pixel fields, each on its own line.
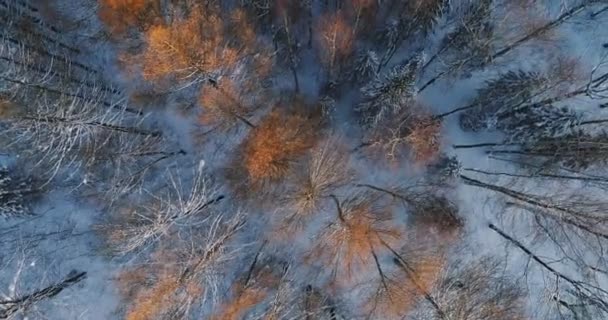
left=125, top=274, right=179, bottom=320
left=198, top=79, right=257, bottom=131
left=316, top=10, right=355, bottom=79
left=233, top=107, right=322, bottom=190
left=131, top=5, right=270, bottom=89
left=118, top=212, right=245, bottom=320
left=98, top=0, right=161, bottom=36
left=211, top=286, right=267, bottom=320
left=405, top=116, right=442, bottom=165
left=365, top=248, right=445, bottom=319
left=211, top=255, right=286, bottom=320
left=308, top=192, right=404, bottom=284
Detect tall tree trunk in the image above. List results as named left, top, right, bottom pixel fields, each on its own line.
left=0, top=271, right=86, bottom=319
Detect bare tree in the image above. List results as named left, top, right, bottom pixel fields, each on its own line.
left=274, top=136, right=352, bottom=234
left=490, top=223, right=608, bottom=319
left=0, top=92, right=166, bottom=189
left=119, top=209, right=246, bottom=319
left=0, top=270, right=86, bottom=319
left=409, top=255, right=526, bottom=320
left=0, top=166, right=40, bottom=218
left=98, top=163, right=224, bottom=256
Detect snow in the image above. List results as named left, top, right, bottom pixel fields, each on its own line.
left=2, top=0, right=608, bottom=319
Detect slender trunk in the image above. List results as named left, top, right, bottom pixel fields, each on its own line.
left=433, top=102, right=476, bottom=119
left=0, top=55, right=119, bottom=94
left=579, top=119, right=608, bottom=126
left=420, top=44, right=449, bottom=76
left=463, top=167, right=608, bottom=184
left=2, top=35, right=96, bottom=74
left=489, top=155, right=608, bottom=182
left=453, top=142, right=510, bottom=149
left=488, top=223, right=582, bottom=287
left=307, top=3, right=313, bottom=49
left=418, top=69, right=448, bottom=93
left=20, top=115, right=159, bottom=137
left=282, top=13, right=300, bottom=93
left=0, top=271, right=86, bottom=319
left=329, top=194, right=346, bottom=223
left=1, top=76, right=141, bottom=115
left=492, top=3, right=588, bottom=60
left=382, top=240, right=447, bottom=320
left=243, top=241, right=267, bottom=287
left=420, top=3, right=588, bottom=93
left=462, top=175, right=608, bottom=240
left=355, top=183, right=413, bottom=206
left=0, top=17, right=79, bottom=54
left=591, top=5, right=608, bottom=18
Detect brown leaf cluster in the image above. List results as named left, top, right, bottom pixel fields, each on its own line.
left=98, top=0, right=160, bottom=36
left=366, top=248, right=445, bottom=319
left=310, top=194, right=403, bottom=282
left=405, top=116, right=443, bottom=165
left=199, top=80, right=252, bottom=130
left=125, top=274, right=179, bottom=320
left=242, top=109, right=320, bottom=184
left=316, top=11, right=355, bottom=72
left=0, top=98, right=18, bottom=119
left=133, top=5, right=268, bottom=87
left=211, top=286, right=267, bottom=320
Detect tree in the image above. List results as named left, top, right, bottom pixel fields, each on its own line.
left=0, top=270, right=87, bottom=319
left=376, top=0, right=450, bottom=68
left=98, top=0, right=161, bottom=37
left=459, top=70, right=549, bottom=132
left=358, top=54, right=423, bottom=127
left=461, top=173, right=608, bottom=317
left=0, top=92, right=166, bottom=190
left=119, top=210, right=246, bottom=319
left=308, top=191, right=403, bottom=284
left=410, top=255, right=526, bottom=320
left=275, top=136, right=352, bottom=234
left=420, top=0, right=599, bottom=93
left=2, top=0, right=122, bottom=103
left=365, top=244, right=446, bottom=319
left=0, top=166, right=39, bottom=218
left=489, top=224, right=608, bottom=319
left=273, top=0, right=304, bottom=92
left=98, top=164, right=224, bottom=256
left=132, top=4, right=271, bottom=90
left=316, top=10, right=354, bottom=80
left=489, top=130, right=608, bottom=169
left=362, top=104, right=442, bottom=166
left=228, top=106, right=322, bottom=195
left=418, top=0, right=495, bottom=91
left=198, top=78, right=258, bottom=131
left=351, top=49, right=379, bottom=84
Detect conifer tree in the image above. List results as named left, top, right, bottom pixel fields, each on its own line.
left=358, top=54, right=423, bottom=127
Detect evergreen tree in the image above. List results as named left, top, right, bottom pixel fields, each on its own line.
left=358, top=54, right=423, bottom=127
left=459, top=70, right=548, bottom=131
left=500, top=104, right=580, bottom=143
left=352, top=49, right=379, bottom=83
left=0, top=166, right=36, bottom=218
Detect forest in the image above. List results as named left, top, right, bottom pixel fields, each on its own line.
left=1, top=0, right=608, bottom=319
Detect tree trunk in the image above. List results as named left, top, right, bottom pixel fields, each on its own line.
left=0, top=271, right=86, bottom=319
